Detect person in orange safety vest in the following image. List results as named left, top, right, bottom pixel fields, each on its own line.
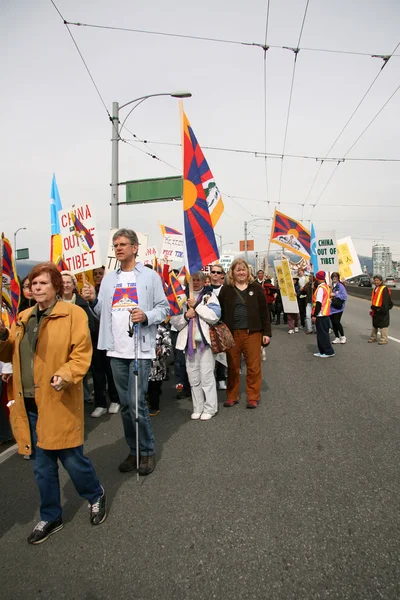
left=311, top=271, right=335, bottom=358
left=368, top=275, right=392, bottom=345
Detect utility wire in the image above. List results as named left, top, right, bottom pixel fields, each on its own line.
left=262, top=0, right=271, bottom=217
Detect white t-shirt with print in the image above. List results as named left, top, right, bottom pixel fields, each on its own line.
left=107, top=270, right=155, bottom=359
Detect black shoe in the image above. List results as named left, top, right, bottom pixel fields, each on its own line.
left=176, top=389, right=191, bottom=400
left=90, top=487, right=107, bottom=525
left=138, top=455, right=156, bottom=476
left=118, top=454, right=138, bottom=472
left=27, top=518, right=63, bottom=545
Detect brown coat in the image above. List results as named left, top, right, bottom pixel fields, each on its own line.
left=218, top=282, right=271, bottom=337
left=0, top=301, right=92, bottom=454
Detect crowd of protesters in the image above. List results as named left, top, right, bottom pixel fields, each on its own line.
left=0, top=226, right=393, bottom=546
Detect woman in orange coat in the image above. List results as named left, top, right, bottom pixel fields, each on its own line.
left=0, top=262, right=106, bottom=545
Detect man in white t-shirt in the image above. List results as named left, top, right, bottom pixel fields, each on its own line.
left=82, top=229, right=169, bottom=476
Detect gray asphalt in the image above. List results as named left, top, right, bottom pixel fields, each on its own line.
left=1, top=296, right=399, bottom=600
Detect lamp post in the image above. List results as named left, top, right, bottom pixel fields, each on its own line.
left=244, top=218, right=270, bottom=263
left=14, top=227, right=27, bottom=257
left=221, top=242, right=233, bottom=253
left=111, top=91, right=192, bottom=229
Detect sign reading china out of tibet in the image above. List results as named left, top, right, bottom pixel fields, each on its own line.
left=161, top=233, right=184, bottom=262
left=274, top=260, right=299, bottom=314
left=106, top=230, right=148, bottom=272
left=315, top=231, right=339, bottom=272
left=219, top=254, right=235, bottom=272
left=337, top=236, right=363, bottom=280
left=59, top=204, right=102, bottom=274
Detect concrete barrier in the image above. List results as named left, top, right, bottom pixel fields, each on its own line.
left=346, top=284, right=400, bottom=306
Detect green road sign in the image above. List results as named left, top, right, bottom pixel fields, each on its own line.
left=123, top=176, right=183, bottom=204
left=16, top=248, right=29, bottom=260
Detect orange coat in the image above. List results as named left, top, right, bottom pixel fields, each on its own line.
left=0, top=301, right=92, bottom=454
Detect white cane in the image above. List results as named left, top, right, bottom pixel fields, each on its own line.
left=134, top=323, right=140, bottom=482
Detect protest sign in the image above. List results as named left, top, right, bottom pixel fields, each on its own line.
left=106, top=230, right=148, bottom=272
left=337, top=237, right=363, bottom=280
left=144, top=246, right=158, bottom=266
left=274, top=260, right=299, bottom=313
left=219, top=254, right=235, bottom=272
left=59, top=204, right=102, bottom=274
left=161, top=233, right=184, bottom=263
left=315, top=231, right=339, bottom=271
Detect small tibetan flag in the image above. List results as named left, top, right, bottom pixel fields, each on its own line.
left=270, top=209, right=311, bottom=260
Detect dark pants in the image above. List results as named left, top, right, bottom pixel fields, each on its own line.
left=298, top=297, right=307, bottom=327
left=27, top=411, right=103, bottom=522
left=91, top=349, right=120, bottom=408
left=0, top=381, right=13, bottom=442
left=216, top=361, right=227, bottom=382
left=330, top=312, right=344, bottom=338
left=171, top=330, right=190, bottom=391
left=148, top=380, right=162, bottom=411
left=316, top=317, right=335, bottom=356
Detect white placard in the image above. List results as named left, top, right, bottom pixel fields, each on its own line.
left=337, top=236, right=363, bottom=280
left=161, top=233, right=184, bottom=263
left=315, top=230, right=339, bottom=272
left=59, top=204, right=102, bottom=274
left=106, top=229, right=148, bottom=272
left=219, top=254, right=235, bottom=272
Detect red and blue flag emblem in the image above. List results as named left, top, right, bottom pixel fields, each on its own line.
left=1, top=237, right=20, bottom=318
left=70, top=212, right=94, bottom=251
left=270, top=209, right=311, bottom=259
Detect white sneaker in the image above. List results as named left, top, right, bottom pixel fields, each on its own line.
left=91, top=407, right=107, bottom=418
left=294, top=327, right=299, bottom=333
left=332, top=337, right=341, bottom=344
left=108, top=402, right=120, bottom=414
left=340, top=336, right=347, bottom=344
left=261, top=348, right=267, bottom=362
left=217, top=380, right=227, bottom=390
left=200, top=413, right=213, bottom=421
left=288, top=330, right=294, bottom=335
left=191, top=413, right=201, bottom=420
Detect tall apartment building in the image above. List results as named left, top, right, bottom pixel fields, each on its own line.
left=372, top=244, right=392, bottom=279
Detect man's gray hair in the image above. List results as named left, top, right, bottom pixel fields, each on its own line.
left=192, top=270, right=205, bottom=280
left=112, top=228, right=139, bottom=246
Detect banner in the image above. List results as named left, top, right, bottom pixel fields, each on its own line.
left=315, top=230, right=339, bottom=272
left=219, top=254, right=235, bottom=272
left=59, top=204, right=102, bottom=274
left=144, top=246, right=158, bottom=266
left=337, top=237, right=363, bottom=280
left=161, top=233, right=184, bottom=263
left=106, top=230, right=148, bottom=272
left=274, top=260, right=299, bottom=313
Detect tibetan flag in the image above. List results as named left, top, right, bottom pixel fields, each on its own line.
left=50, top=174, right=65, bottom=269
left=160, top=223, right=182, bottom=236
left=270, top=209, right=311, bottom=260
left=154, top=257, right=163, bottom=280
left=166, top=281, right=180, bottom=316
left=70, top=211, right=94, bottom=253
left=170, top=271, right=186, bottom=306
left=178, top=265, right=187, bottom=280
left=1, top=236, right=20, bottom=318
left=182, top=111, right=219, bottom=274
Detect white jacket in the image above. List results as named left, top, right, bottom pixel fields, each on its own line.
left=170, top=289, right=221, bottom=351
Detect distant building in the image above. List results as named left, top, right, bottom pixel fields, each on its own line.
left=372, top=244, right=392, bottom=279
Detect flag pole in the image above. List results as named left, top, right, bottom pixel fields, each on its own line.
left=266, top=208, right=276, bottom=276
left=0, top=233, right=4, bottom=311
left=179, top=99, right=193, bottom=300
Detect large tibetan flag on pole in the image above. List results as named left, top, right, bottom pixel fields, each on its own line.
left=1, top=234, right=20, bottom=320
left=270, top=209, right=311, bottom=260
left=50, top=174, right=67, bottom=270
left=182, top=109, right=220, bottom=274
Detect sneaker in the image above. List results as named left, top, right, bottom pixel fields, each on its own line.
left=91, top=407, right=107, bottom=418
left=305, top=331, right=313, bottom=335
left=27, top=518, right=63, bottom=545
left=108, top=402, right=120, bottom=414
left=340, top=336, right=347, bottom=344
left=138, top=455, right=156, bottom=476
left=177, top=389, right=191, bottom=400
left=217, top=380, right=227, bottom=390
left=294, top=327, right=299, bottom=333
left=200, top=413, right=213, bottom=421
left=223, top=399, right=239, bottom=407
left=149, top=409, right=160, bottom=417
left=314, top=352, right=322, bottom=357
left=23, top=455, right=31, bottom=460
left=320, top=353, right=335, bottom=358
left=246, top=401, right=258, bottom=409
left=90, top=487, right=107, bottom=525
left=261, top=348, right=267, bottom=362
left=299, top=325, right=304, bottom=330
left=332, top=337, right=341, bottom=344
left=288, top=330, right=294, bottom=335
left=118, top=454, right=138, bottom=472
left=368, top=338, right=377, bottom=343
left=191, top=412, right=201, bottom=419
left=175, top=383, right=184, bottom=391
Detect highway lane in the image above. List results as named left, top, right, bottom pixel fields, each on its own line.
left=0, top=295, right=399, bottom=600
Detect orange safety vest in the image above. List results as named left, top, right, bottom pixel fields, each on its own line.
left=371, top=285, right=387, bottom=307
left=312, top=283, right=330, bottom=316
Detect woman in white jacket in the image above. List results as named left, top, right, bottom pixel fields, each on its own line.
left=170, top=271, right=221, bottom=421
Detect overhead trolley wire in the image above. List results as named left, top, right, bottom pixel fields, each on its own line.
left=262, top=0, right=272, bottom=217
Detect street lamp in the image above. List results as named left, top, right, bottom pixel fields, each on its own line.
left=111, top=91, right=192, bottom=229
left=14, top=227, right=27, bottom=257
left=221, top=242, right=233, bottom=253
left=243, top=218, right=270, bottom=262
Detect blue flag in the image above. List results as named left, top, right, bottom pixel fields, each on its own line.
left=310, top=224, right=318, bottom=274
left=50, top=173, right=62, bottom=236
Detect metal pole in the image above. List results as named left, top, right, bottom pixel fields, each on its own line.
left=244, top=221, right=248, bottom=263
left=111, top=101, right=119, bottom=230
left=219, top=235, right=222, bottom=256
left=13, top=232, right=17, bottom=257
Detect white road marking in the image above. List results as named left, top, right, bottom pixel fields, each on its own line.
left=0, top=444, right=18, bottom=464
left=388, top=336, right=400, bottom=344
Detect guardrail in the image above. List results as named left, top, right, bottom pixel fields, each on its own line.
left=346, top=284, right=400, bottom=306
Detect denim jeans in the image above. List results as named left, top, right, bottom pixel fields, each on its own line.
left=171, top=330, right=190, bottom=390
left=110, top=358, right=155, bottom=456
left=27, top=411, right=103, bottom=522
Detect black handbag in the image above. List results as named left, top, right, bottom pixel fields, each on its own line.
left=331, top=297, right=344, bottom=310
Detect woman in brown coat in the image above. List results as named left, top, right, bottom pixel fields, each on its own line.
left=218, top=259, right=271, bottom=409
left=0, top=263, right=106, bottom=545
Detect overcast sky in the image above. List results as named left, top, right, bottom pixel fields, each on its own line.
left=2, top=0, right=400, bottom=262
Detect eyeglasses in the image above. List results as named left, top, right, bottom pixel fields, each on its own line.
left=211, top=270, right=222, bottom=275
left=113, top=243, right=133, bottom=249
